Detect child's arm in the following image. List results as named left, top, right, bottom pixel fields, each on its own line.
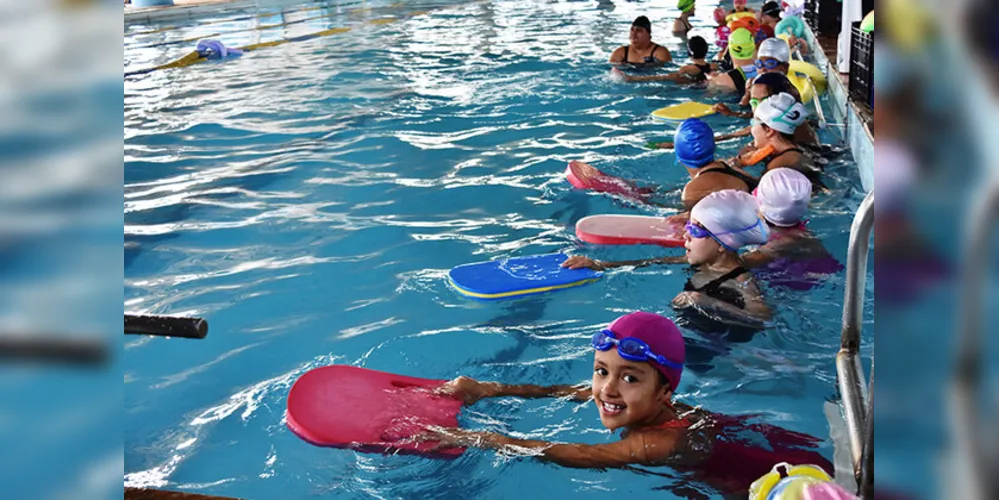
left=671, top=289, right=771, bottom=329
left=415, top=427, right=684, bottom=469
left=435, top=376, right=591, bottom=405
left=561, top=255, right=687, bottom=271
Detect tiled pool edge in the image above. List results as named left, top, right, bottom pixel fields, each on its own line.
left=803, top=26, right=874, bottom=193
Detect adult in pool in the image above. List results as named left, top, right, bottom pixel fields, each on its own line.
left=614, top=36, right=716, bottom=84
left=563, top=191, right=772, bottom=329
left=415, top=311, right=832, bottom=494
left=610, top=16, right=673, bottom=66
left=673, top=0, right=696, bottom=37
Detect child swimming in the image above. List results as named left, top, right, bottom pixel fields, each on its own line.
left=414, top=311, right=831, bottom=493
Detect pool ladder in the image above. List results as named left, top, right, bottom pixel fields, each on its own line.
left=839, top=190, right=873, bottom=498
left=949, top=177, right=999, bottom=500
left=841, top=182, right=999, bottom=500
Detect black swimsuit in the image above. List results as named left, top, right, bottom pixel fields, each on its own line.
left=623, top=43, right=664, bottom=66
left=688, top=62, right=713, bottom=82
left=762, top=148, right=827, bottom=191
left=684, top=266, right=750, bottom=309
left=697, top=161, right=759, bottom=191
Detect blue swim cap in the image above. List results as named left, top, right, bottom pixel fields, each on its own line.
left=675, top=118, right=716, bottom=168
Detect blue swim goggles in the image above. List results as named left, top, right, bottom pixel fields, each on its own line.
left=685, top=219, right=763, bottom=252
left=754, top=57, right=783, bottom=70
left=592, top=329, right=683, bottom=370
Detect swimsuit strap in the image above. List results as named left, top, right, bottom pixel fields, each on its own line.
left=657, top=418, right=691, bottom=429
left=764, top=147, right=804, bottom=165
left=694, top=266, right=748, bottom=295
left=623, top=45, right=629, bottom=62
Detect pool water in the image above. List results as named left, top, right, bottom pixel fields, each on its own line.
left=124, top=0, right=874, bottom=498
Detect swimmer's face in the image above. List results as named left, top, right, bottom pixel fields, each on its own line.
left=751, top=120, right=775, bottom=148
left=630, top=26, right=651, bottom=45
left=758, top=58, right=789, bottom=75
left=750, top=83, right=772, bottom=102
left=684, top=218, right=724, bottom=265
left=592, top=349, right=670, bottom=431
left=762, top=13, right=779, bottom=25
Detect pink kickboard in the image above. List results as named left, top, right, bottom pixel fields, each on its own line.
left=576, top=214, right=686, bottom=247
left=286, top=365, right=464, bottom=458
left=565, top=161, right=654, bottom=202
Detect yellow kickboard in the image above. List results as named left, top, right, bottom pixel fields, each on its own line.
left=651, top=101, right=715, bottom=122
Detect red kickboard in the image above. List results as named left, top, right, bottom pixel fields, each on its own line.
left=286, top=365, right=464, bottom=458
left=576, top=214, right=686, bottom=247
left=566, top=161, right=654, bottom=202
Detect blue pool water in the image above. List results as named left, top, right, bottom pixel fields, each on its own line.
left=125, top=0, right=873, bottom=498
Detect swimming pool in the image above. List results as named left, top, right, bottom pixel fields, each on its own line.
left=124, top=0, right=874, bottom=497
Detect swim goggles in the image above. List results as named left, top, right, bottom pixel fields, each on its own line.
left=750, top=97, right=762, bottom=110
left=754, top=57, right=783, bottom=70
left=685, top=219, right=763, bottom=251
left=592, top=329, right=682, bottom=370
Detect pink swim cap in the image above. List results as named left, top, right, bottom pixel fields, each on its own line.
left=606, top=312, right=685, bottom=390
left=803, top=482, right=860, bottom=500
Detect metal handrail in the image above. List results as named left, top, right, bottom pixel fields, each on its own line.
left=950, top=176, right=999, bottom=500
left=838, top=190, right=874, bottom=488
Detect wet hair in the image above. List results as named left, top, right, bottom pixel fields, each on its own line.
left=752, top=72, right=796, bottom=98
left=688, top=36, right=708, bottom=59
left=632, top=16, right=652, bottom=33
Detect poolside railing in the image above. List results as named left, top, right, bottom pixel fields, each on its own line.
left=838, top=190, right=873, bottom=492
left=951, top=176, right=999, bottom=500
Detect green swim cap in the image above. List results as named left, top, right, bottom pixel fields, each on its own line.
left=678, top=0, right=695, bottom=13
left=729, top=28, right=756, bottom=59
left=861, top=11, right=874, bottom=33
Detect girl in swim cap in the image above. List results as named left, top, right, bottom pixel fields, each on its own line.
left=610, top=16, right=673, bottom=66
left=613, top=36, right=717, bottom=84
left=673, top=118, right=756, bottom=210
left=709, top=28, right=758, bottom=93
left=414, top=311, right=830, bottom=489
left=564, top=191, right=772, bottom=329
left=673, top=0, right=696, bottom=37
left=728, top=0, right=754, bottom=16
left=672, top=190, right=772, bottom=328
left=740, top=92, right=824, bottom=188
left=707, top=72, right=818, bottom=146
left=740, top=168, right=843, bottom=290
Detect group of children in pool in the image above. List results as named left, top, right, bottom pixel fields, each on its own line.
left=407, top=2, right=854, bottom=497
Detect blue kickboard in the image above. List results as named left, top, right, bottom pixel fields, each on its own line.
left=448, top=254, right=602, bottom=300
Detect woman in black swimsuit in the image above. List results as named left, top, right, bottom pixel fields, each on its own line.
left=615, top=36, right=715, bottom=84
left=673, top=0, right=696, bottom=37
left=609, top=16, right=673, bottom=66
left=562, top=190, right=772, bottom=329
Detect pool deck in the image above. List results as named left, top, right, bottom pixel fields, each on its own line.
left=803, top=27, right=874, bottom=193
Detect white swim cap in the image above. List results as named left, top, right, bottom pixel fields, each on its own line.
left=691, top=190, right=769, bottom=250
left=754, top=92, right=808, bottom=135
left=757, top=37, right=790, bottom=63
left=756, top=168, right=812, bottom=226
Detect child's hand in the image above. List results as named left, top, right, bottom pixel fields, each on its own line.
left=711, top=103, right=734, bottom=116
left=671, top=291, right=701, bottom=310
left=646, top=140, right=674, bottom=150
left=434, top=376, right=493, bottom=405
left=561, top=256, right=604, bottom=270
left=610, top=67, right=632, bottom=82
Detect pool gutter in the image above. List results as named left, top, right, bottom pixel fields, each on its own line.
left=802, top=26, right=874, bottom=193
